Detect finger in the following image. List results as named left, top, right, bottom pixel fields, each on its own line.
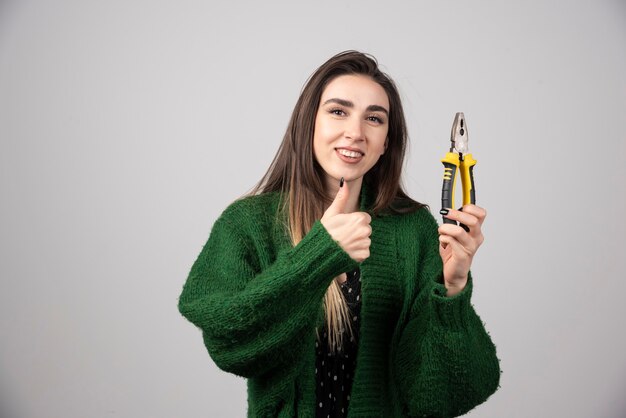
left=324, top=177, right=349, bottom=217
left=460, top=204, right=487, bottom=226
left=362, top=223, right=373, bottom=238
left=355, top=224, right=372, bottom=239
left=356, top=247, right=370, bottom=262
left=442, top=208, right=481, bottom=235
left=439, top=233, right=454, bottom=250
left=438, top=224, right=476, bottom=249
left=438, top=234, right=472, bottom=258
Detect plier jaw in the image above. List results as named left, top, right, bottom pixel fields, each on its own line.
left=441, top=112, right=477, bottom=230
left=450, top=112, right=469, bottom=154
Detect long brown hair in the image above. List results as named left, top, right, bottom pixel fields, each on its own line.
left=248, top=50, right=426, bottom=353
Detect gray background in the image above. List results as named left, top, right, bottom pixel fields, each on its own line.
left=1, top=0, right=625, bottom=417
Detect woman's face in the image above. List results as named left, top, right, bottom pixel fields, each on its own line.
left=313, top=74, right=389, bottom=190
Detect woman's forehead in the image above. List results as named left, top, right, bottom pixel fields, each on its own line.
left=321, top=75, right=389, bottom=109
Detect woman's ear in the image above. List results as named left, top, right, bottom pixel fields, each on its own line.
left=383, top=137, right=389, bottom=152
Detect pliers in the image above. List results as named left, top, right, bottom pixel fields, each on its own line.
left=440, top=112, right=477, bottom=232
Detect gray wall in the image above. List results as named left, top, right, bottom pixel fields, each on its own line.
left=1, top=1, right=625, bottom=417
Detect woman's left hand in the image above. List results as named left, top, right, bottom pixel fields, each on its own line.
left=437, top=204, right=487, bottom=296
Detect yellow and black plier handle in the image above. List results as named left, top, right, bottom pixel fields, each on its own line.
left=440, top=112, right=477, bottom=231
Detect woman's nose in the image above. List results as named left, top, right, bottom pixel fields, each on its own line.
left=344, top=118, right=365, bottom=141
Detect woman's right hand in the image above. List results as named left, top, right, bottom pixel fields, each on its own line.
left=320, top=179, right=372, bottom=263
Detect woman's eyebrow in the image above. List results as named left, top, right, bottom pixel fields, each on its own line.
left=322, top=98, right=389, bottom=116
left=367, top=104, right=389, bottom=117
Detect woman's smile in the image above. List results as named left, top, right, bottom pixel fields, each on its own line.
left=335, top=147, right=365, bottom=163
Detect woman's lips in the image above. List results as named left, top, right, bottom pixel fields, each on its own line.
left=335, top=148, right=364, bottom=164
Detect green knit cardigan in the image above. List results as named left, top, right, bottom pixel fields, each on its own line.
left=178, top=184, right=500, bottom=417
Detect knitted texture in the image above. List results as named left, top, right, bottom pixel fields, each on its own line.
left=178, top=184, right=501, bottom=417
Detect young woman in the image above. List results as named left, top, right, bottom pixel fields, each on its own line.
left=178, top=50, right=500, bottom=417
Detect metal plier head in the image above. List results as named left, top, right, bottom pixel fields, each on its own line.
left=450, top=112, right=469, bottom=155
left=440, top=112, right=477, bottom=229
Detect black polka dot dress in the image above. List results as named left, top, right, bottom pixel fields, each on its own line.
left=315, top=267, right=361, bottom=418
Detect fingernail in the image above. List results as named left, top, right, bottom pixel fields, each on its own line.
left=439, top=208, right=449, bottom=216
left=339, top=177, right=344, bottom=188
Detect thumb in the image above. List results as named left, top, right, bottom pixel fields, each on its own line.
left=324, top=177, right=349, bottom=217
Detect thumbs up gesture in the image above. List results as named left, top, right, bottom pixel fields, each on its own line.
left=320, top=178, right=372, bottom=263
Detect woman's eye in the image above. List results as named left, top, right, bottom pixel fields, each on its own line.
left=367, top=115, right=384, bottom=124
left=329, top=108, right=346, bottom=116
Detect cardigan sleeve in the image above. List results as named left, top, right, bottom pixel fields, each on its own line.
left=393, top=209, right=501, bottom=417
left=178, top=202, right=357, bottom=379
